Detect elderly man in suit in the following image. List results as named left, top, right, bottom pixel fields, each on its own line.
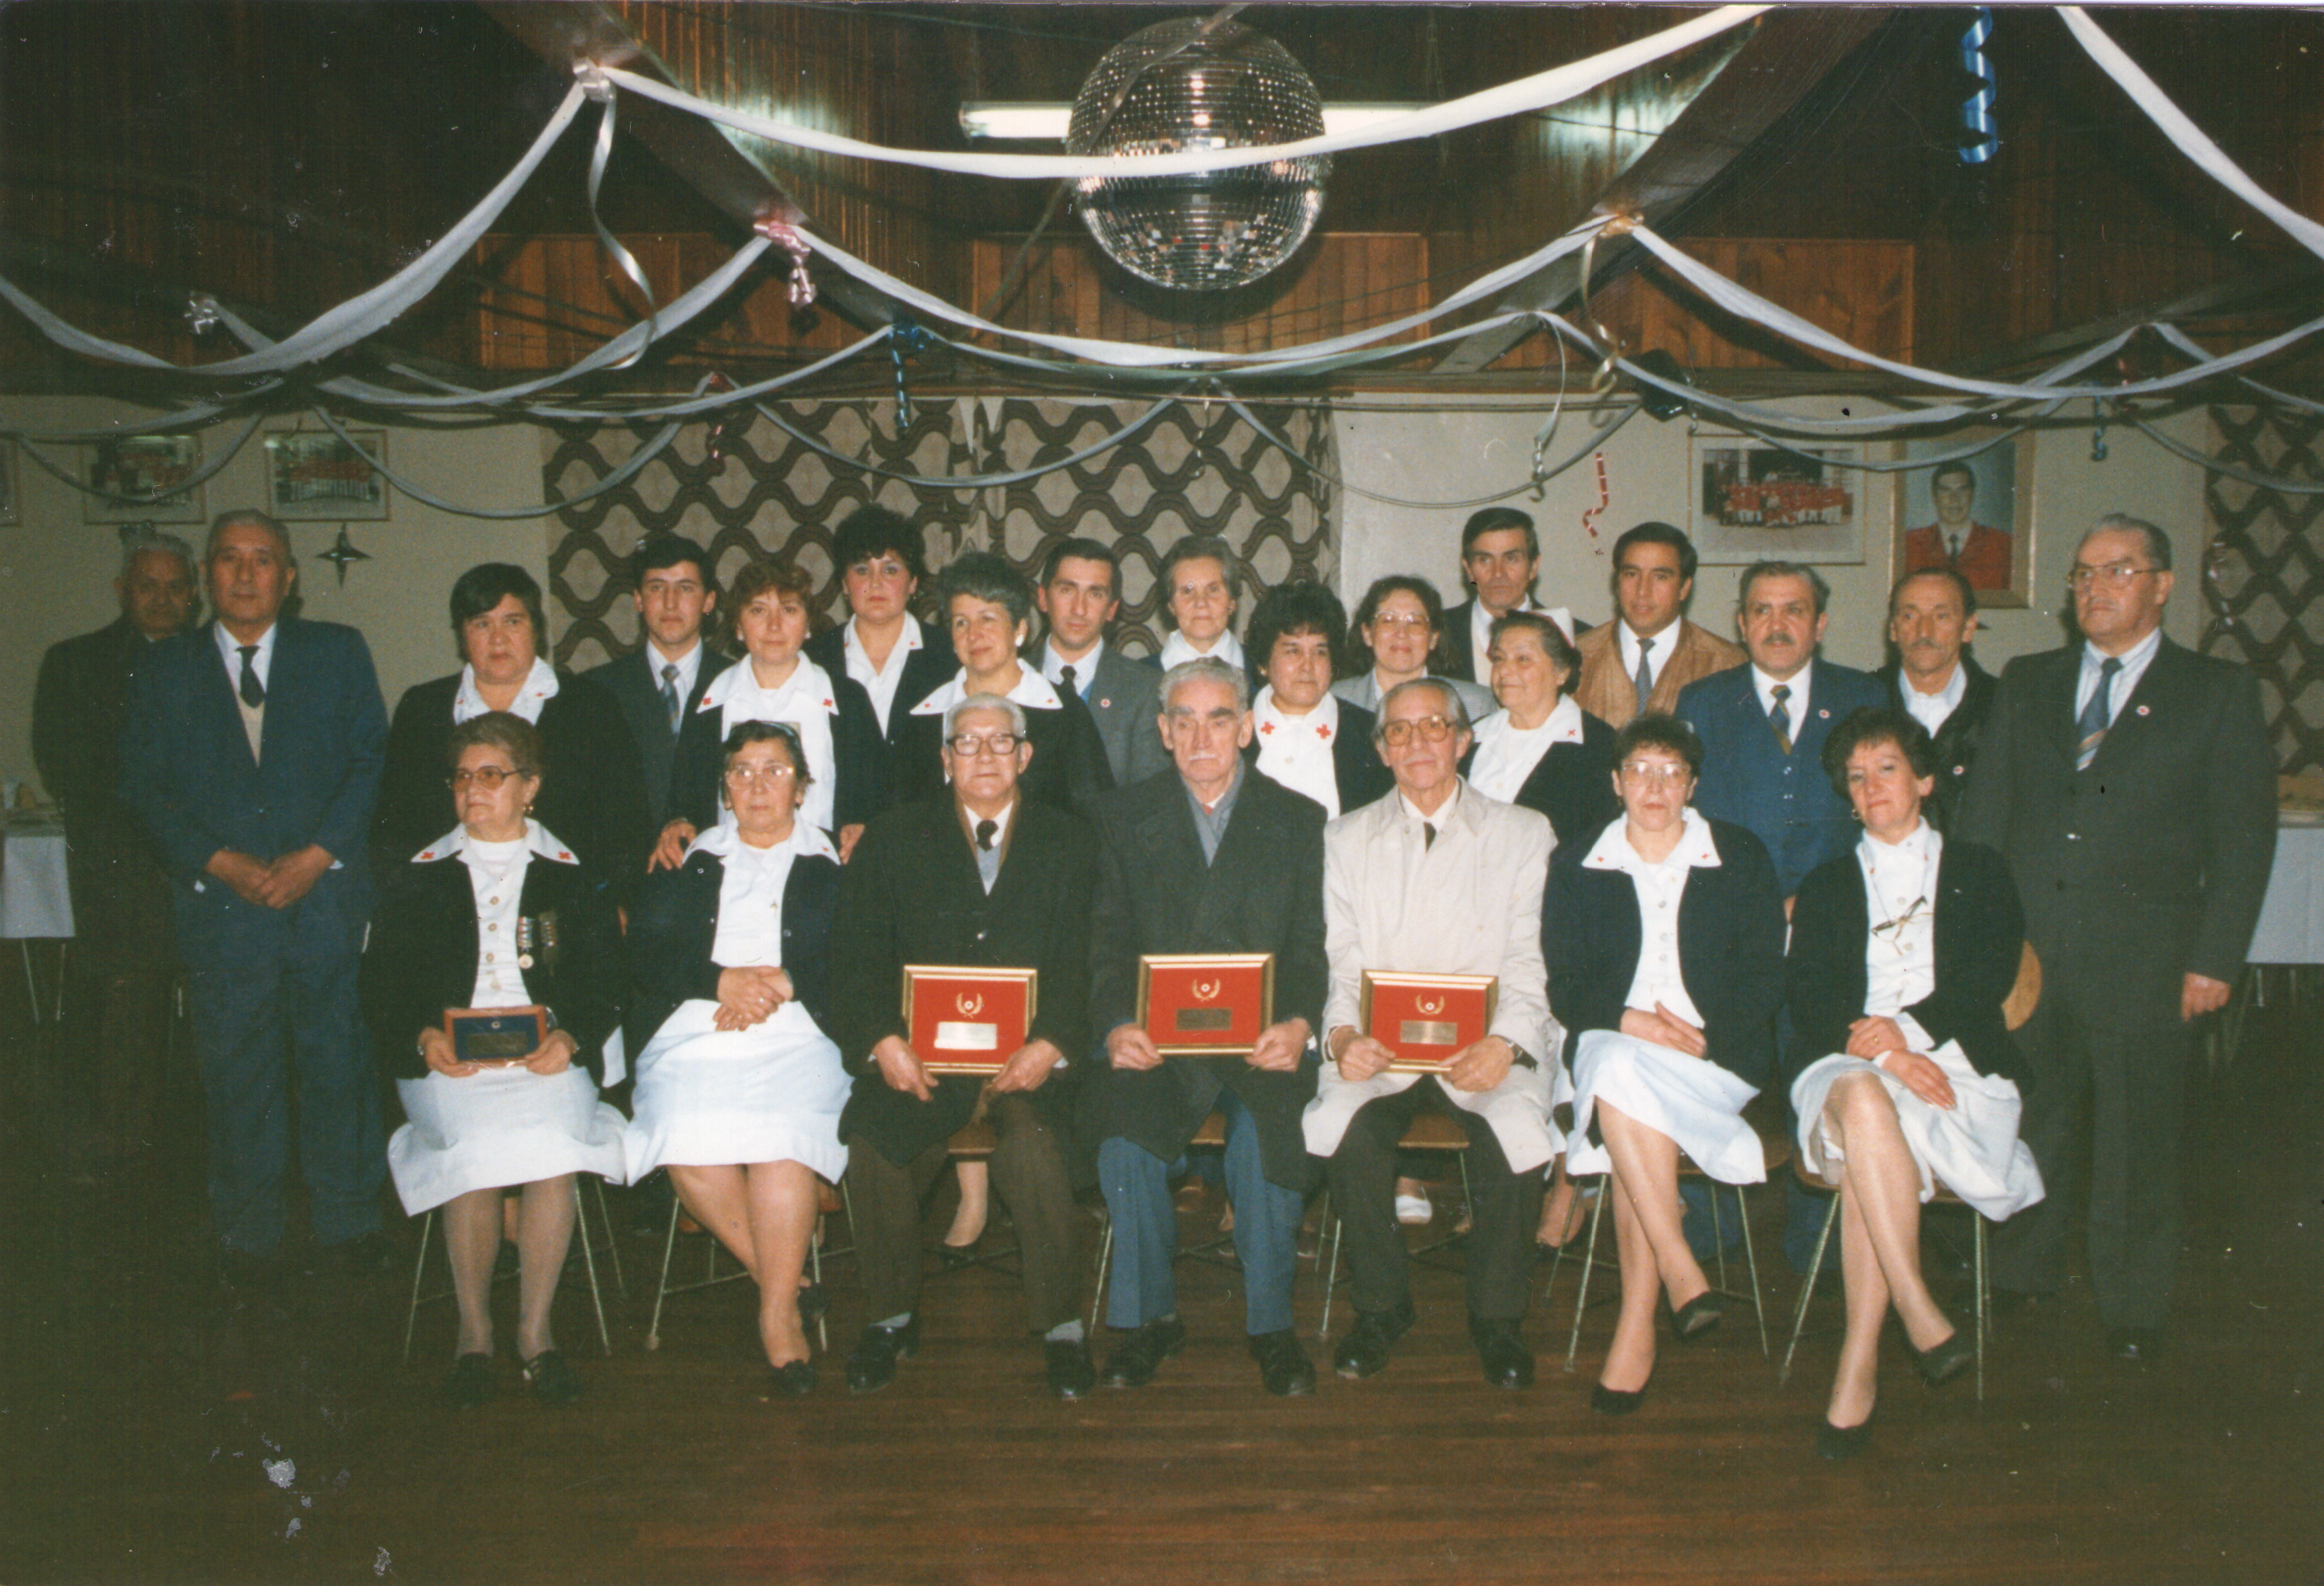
left=33, top=527, right=197, bottom=1161
left=1876, top=566, right=1995, bottom=823
left=830, top=695, right=1102, bottom=1399
left=1031, top=536, right=1169, bottom=788
left=802, top=505, right=953, bottom=790
left=1959, top=515, right=2275, bottom=1362
left=1572, top=523, right=1745, bottom=730
left=1308, top=679, right=1559, bottom=1388
left=1440, top=507, right=1575, bottom=685
left=582, top=535, right=731, bottom=831
left=1087, top=658, right=1327, bottom=1396
left=119, top=511, right=391, bottom=1285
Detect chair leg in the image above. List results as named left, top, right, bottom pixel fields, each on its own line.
left=1089, top=1215, right=1113, bottom=1334
left=402, top=1210, right=436, bottom=1367
left=1565, top=1178, right=1609, bottom=1375
left=588, top=1178, right=625, bottom=1300
left=572, top=1180, right=613, bottom=1359
left=645, top=1198, right=683, bottom=1352
left=1779, top=1188, right=1842, bottom=1387
left=1707, top=1179, right=1729, bottom=1293
left=809, top=1205, right=827, bottom=1355
left=1318, top=1217, right=1344, bottom=1342
left=1733, top=1184, right=1767, bottom=1358
left=1972, top=1213, right=1988, bottom=1403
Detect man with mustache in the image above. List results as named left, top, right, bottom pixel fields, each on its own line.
left=1876, top=566, right=1995, bottom=823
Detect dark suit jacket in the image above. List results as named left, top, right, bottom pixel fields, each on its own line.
left=1956, top=638, right=2276, bottom=1028
left=34, top=616, right=148, bottom=842
left=118, top=617, right=388, bottom=965
left=667, top=667, right=888, bottom=836
left=1457, top=710, right=1621, bottom=846
left=1239, top=699, right=1395, bottom=816
left=374, top=672, right=652, bottom=895
left=580, top=645, right=734, bottom=829
left=1438, top=598, right=1590, bottom=684
left=803, top=622, right=953, bottom=812
left=1085, top=769, right=1327, bottom=1191
left=1875, top=656, right=1997, bottom=825
left=1543, top=816, right=1788, bottom=1088
left=1679, top=657, right=1886, bottom=897
left=1037, top=642, right=1171, bottom=790
left=828, top=795, right=1097, bottom=1168
left=362, top=847, right=623, bottom=1082
left=622, top=843, right=842, bottom=1060
left=891, top=687, right=1116, bottom=820
left=1783, top=836, right=2031, bottom=1092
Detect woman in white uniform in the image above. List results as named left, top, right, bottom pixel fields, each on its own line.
left=1787, top=706, right=2042, bottom=1460
left=1543, top=713, right=1788, bottom=1416
left=624, top=720, right=852, bottom=1395
left=364, top=712, right=626, bottom=1410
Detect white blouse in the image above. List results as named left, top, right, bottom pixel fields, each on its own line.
left=695, top=656, right=842, bottom=833
left=684, top=821, right=840, bottom=969
left=1468, top=695, right=1586, bottom=806
left=1859, top=819, right=1943, bottom=1053
left=453, top=656, right=560, bottom=726
left=1580, top=806, right=1723, bottom=1030
left=1251, top=686, right=1344, bottom=815
left=409, top=819, right=583, bottom=1008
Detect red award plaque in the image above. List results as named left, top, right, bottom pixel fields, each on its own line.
left=902, top=965, right=1038, bottom=1075
left=1137, top=953, right=1274, bottom=1056
left=1359, top=971, right=1499, bottom=1073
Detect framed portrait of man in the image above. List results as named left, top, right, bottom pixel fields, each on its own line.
left=1892, top=432, right=2035, bottom=608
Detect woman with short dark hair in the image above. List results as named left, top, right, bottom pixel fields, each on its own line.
left=1333, top=576, right=1494, bottom=721
left=1461, top=611, right=1619, bottom=846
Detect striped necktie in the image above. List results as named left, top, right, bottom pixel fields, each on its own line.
left=1767, top=683, right=1793, bottom=756
left=1632, top=637, right=1654, bottom=716
left=661, top=663, right=681, bottom=735
left=2075, top=657, right=2121, bottom=770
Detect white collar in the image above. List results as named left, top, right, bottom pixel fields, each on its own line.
left=1159, top=629, right=1245, bottom=670
left=1861, top=815, right=1939, bottom=867
left=683, top=819, right=839, bottom=865
left=910, top=665, right=1062, bottom=715
left=1396, top=781, right=1461, bottom=826
left=1900, top=658, right=1970, bottom=710
left=1042, top=637, right=1104, bottom=687
left=1582, top=805, right=1721, bottom=872
left=1619, top=619, right=1679, bottom=671
left=214, top=621, right=278, bottom=673
left=845, top=613, right=923, bottom=667
left=699, top=653, right=837, bottom=716
left=455, top=656, right=559, bottom=724
left=1477, top=693, right=1585, bottom=747
left=412, top=817, right=577, bottom=866
left=2084, top=626, right=2162, bottom=677
left=1253, top=685, right=1340, bottom=742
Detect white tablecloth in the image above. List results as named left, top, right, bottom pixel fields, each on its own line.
left=2247, top=817, right=2324, bottom=966
left=1, top=822, right=73, bottom=940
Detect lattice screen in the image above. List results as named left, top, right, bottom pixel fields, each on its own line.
left=542, top=398, right=1336, bottom=671
left=2204, top=404, right=2324, bottom=774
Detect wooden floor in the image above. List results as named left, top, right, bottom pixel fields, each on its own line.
left=2, top=979, right=2319, bottom=1585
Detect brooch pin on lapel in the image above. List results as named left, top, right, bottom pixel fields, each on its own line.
left=2137, top=704, right=2151, bottom=717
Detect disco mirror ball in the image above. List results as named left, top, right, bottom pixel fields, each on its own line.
left=1067, top=19, right=1330, bottom=292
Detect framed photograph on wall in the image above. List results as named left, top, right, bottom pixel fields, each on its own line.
left=1891, top=431, right=2034, bottom=609
left=1689, top=432, right=1865, bottom=564
left=264, top=430, right=391, bottom=521
left=82, top=434, right=205, bottom=523
left=0, top=439, right=18, bottom=526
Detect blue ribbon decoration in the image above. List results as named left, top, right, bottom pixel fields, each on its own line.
left=889, top=312, right=935, bottom=428
left=1959, top=9, right=1999, bottom=166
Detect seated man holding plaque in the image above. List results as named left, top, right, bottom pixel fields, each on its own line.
left=1087, top=657, right=1327, bottom=1397
left=830, top=695, right=1101, bottom=1400
left=1307, top=679, right=1560, bottom=1389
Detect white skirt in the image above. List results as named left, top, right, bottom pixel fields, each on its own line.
left=388, top=1064, right=628, bottom=1217
left=624, top=999, right=851, bottom=1183
left=1565, top=1029, right=1765, bottom=1186
left=1789, top=1041, right=2046, bottom=1223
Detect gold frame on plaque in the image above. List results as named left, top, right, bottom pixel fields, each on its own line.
left=1134, top=952, right=1276, bottom=1057
left=901, top=964, right=1039, bottom=1075
left=1358, top=970, right=1500, bottom=1073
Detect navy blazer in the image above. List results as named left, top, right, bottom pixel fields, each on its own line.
left=1784, top=837, right=2032, bottom=1093
left=1678, top=657, right=1885, bottom=897
left=1239, top=698, right=1395, bottom=817
left=580, top=645, right=734, bottom=829
left=623, top=845, right=841, bottom=1060
left=1543, top=816, right=1789, bottom=1088
left=667, top=667, right=889, bottom=836
left=118, top=617, right=387, bottom=963
left=1034, top=641, right=1173, bottom=790
left=1457, top=710, right=1621, bottom=847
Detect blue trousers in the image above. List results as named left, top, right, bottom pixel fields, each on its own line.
left=1099, top=1092, right=1301, bottom=1336
left=186, top=952, right=383, bottom=1256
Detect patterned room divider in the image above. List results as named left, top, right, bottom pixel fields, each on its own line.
left=2204, top=404, right=2323, bottom=776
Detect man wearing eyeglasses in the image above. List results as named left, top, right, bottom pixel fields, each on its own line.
left=1959, top=515, right=2274, bottom=1365
left=828, top=695, right=1103, bottom=1399
left=1305, top=679, right=1559, bottom=1389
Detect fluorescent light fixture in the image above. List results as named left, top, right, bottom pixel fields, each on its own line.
left=958, top=101, right=1426, bottom=141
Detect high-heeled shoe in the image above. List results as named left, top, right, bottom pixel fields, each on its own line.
left=1590, top=1373, right=1651, bottom=1417
left=767, top=1359, right=816, bottom=1397
left=1668, top=1290, right=1726, bottom=1343
left=1816, top=1407, right=1876, bottom=1461
left=1912, top=1328, right=1975, bottom=1388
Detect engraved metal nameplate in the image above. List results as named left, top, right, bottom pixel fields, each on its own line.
left=1175, top=1007, right=1235, bottom=1033
left=935, top=1020, right=998, bottom=1050
left=1400, top=1020, right=1459, bottom=1046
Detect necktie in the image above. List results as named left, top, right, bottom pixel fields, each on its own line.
left=2075, top=657, right=2122, bottom=770
left=1948, top=532, right=1962, bottom=564
left=1058, top=663, right=1077, bottom=697
left=660, top=662, right=681, bottom=736
left=237, top=645, right=265, bottom=708
left=1421, top=821, right=1437, bottom=851
left=1768, top=683, right=1793, bottom=756
left=1632, top=636, right=1655, bottom=716
left=975, top=818, right=999, bottom=851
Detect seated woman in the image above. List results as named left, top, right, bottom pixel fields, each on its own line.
left=1243, top=580, right=1393, bottom=817
left=363, top=712, right=625, bottom=1409
left=1330, top=576, right=1493, bottom=723
left=1462, top=611, right=1619, bottom=845
left=375, top=564, right=650, bottom=889
left=1543, top=712, right=1787, bottom=1416
left=1786, top=706, right=2044, bottom=1461
left=625, top=720, right=853, bottom=1394
left=659, top=558, right=885, bottom=866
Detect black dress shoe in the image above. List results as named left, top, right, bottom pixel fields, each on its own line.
left=521, top=1349, right=583, bottom=1406
left=1668, top=1290, right=1726, bottom=1343
left=1332, top=1301, right=1418, bottom=1380
left=1913, top=1328, right=1976, bottom=1388
left=2108, top=1327, right=2162, bottom=1363
left=329, top=1231, right=399, bottom=1276
left=444, top=1353, right=495, bottom=1410
left=767, top=1359, right=817, bottom=1397
left=1590, top=1378, right=1649, bottom=1417
left=1469, top=1316, right=1535, bottom=1390
left=1816, top=1410, right=1876, bottom=1461
left=1100, top=1318, right=1187, bottom=1388
left=1249, top=1329, right=1316, bottom=1397
left=846, top=1316, right=921, bottom=1394
left=1045, top=1337, right=1097, bottom=1400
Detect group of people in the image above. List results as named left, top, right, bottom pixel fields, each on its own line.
left=35, top=491, right=2274, bottom=1459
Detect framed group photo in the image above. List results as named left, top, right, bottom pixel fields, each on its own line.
left=1689, top=432, right=1866, bottom=564
left=1890, top=430, right=2036, bottom=608
left=264, top=429, right=391, bottom=520
left=82, top=434, right=205, bottom=523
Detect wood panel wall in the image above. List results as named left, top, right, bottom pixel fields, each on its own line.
left=1573, top=239, right=1914, bottom=373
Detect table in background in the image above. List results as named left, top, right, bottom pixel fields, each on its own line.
left=2, top=815, right=73, bottom=1025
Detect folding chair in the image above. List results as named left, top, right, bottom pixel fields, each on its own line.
left=402, top=1176, right=621, bottom=1365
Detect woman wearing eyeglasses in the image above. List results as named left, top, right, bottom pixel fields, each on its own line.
left=1785, top=706, right=2042, bottom=1460
left=1332, top=576, right=1494, bottom=722
left=625, top=720, right=853, bottom=1395
left=364, top=712, right=625, bottom=1409
left=1543, top=712, right=1787, bottom=1417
